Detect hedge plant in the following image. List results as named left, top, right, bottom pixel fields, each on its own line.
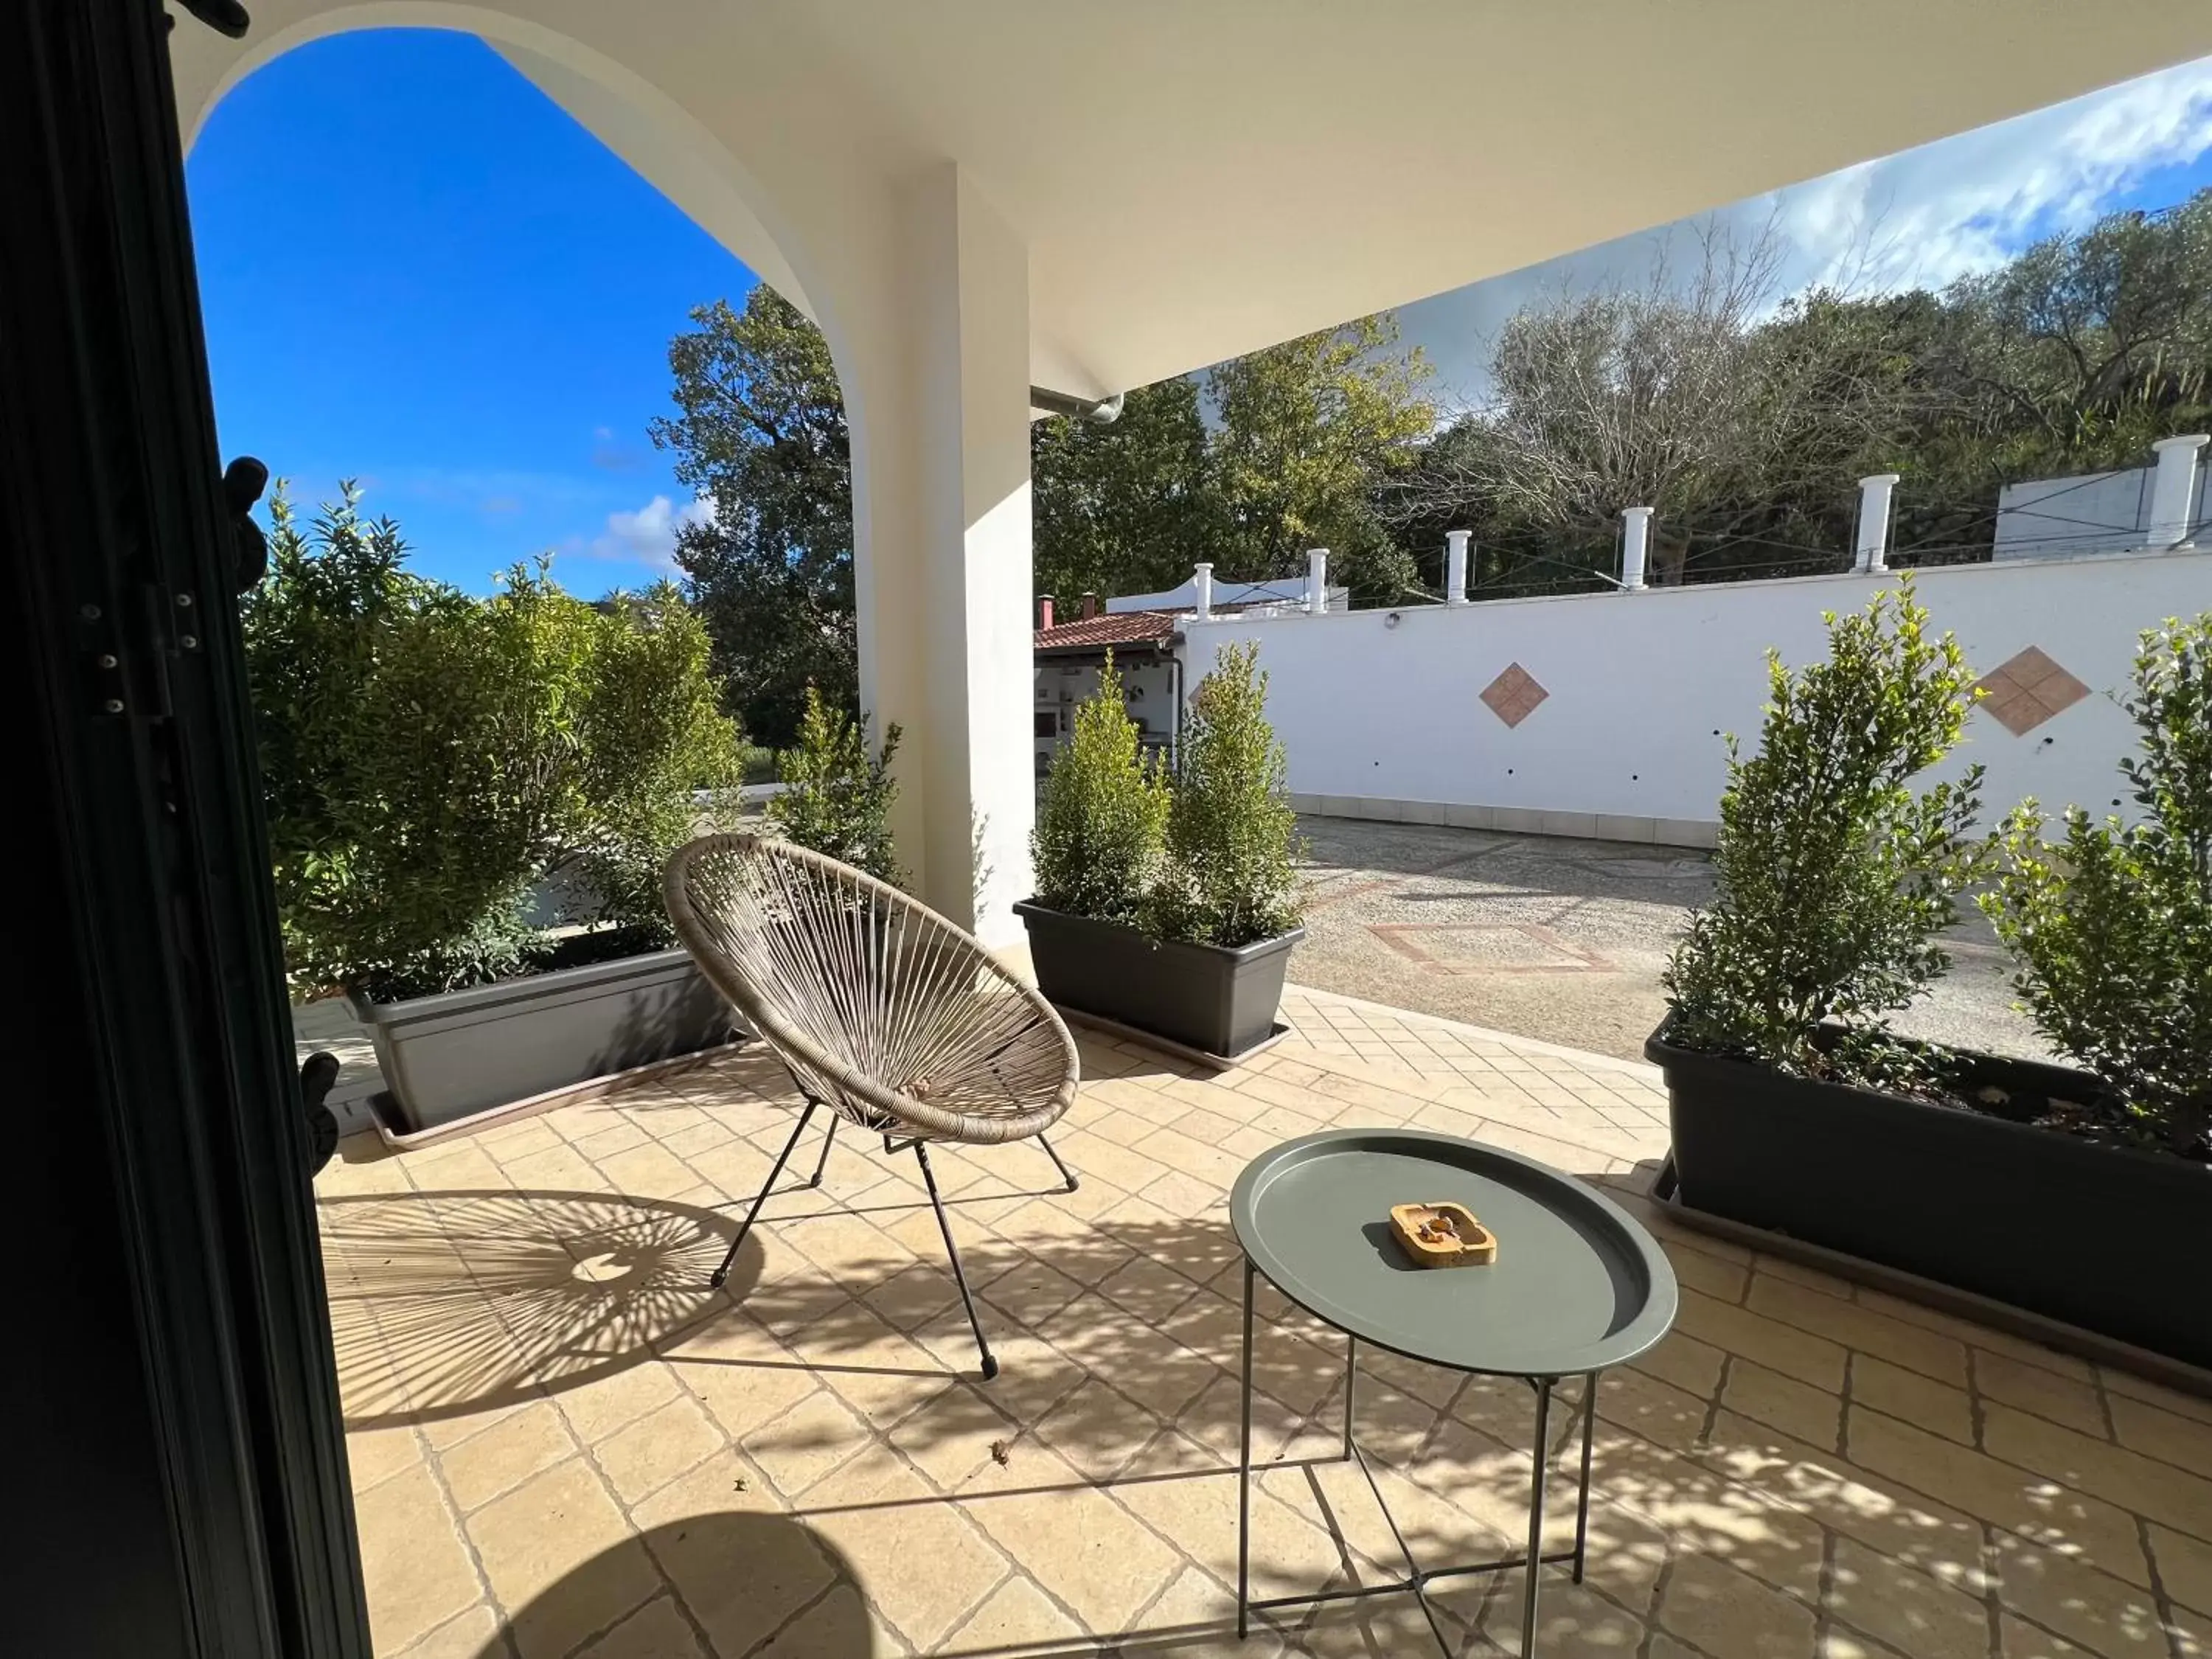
left=1032, top=652, right=1172, bottom=924
left=765, top=684, right=905, bottom=885
left=1981, top=615, right=2212, bottom=1155
left=1151, top=641, right=1305, bottom=947
left=244, top=483, right=740, bottom=1000
left=1661, top=580, right=1984, bottom=1083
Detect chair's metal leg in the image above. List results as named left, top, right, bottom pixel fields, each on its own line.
left=1520, top=1377, right=1554, bottom=1659
left=1037, top=1132, right=1079, bottom=1193
left=1573, top=1371, right=1599, bottom=1582
left=710, top=1101, right=816, bottom=1288
left=914, top=1142, right=998, bottom=1381
left=808, top=1114, right=838, bottom=1188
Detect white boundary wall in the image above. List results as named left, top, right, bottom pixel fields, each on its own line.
left=1186, top=549, right=2212, bottom=848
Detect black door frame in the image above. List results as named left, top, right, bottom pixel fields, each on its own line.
left=1, top=3, right=371, bottom=1654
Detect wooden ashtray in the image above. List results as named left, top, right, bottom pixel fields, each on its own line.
left=1389, top=1201, right=1497, bottom=1268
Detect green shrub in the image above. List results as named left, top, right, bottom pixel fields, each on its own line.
left=765, top=685, right=904, bottom=883
left=1032, top=653, right=1172, bottom=923
left=1661, top=580, right=1984, bottom=1080
left=244, top=484, right=739, bottom=999
left=1150, top=640, right=1305, bottom=947
left=1981, top=616, right=2212, bottom=1153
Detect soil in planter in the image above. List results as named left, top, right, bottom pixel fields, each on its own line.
left=1788, top=1027, right=2211, bottom=1167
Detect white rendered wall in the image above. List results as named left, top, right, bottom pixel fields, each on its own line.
left=1186, top=550, right=2212, bottom=845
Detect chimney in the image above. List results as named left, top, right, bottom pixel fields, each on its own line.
left=1037, top=594, right=1054, bottom=630
left=1080, top=591, right=1100, bottom=619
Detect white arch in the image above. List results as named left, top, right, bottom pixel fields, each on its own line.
left=177, top=3, right=844, bottom=384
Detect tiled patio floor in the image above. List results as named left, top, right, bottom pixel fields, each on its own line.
left=318, top=985, right=2212, bottom=1659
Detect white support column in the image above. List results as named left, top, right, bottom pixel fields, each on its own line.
left=1619, top=507, right=1653, bottom=591
left=849, top=164, right=1034, bottom=945
left=2147, top=434, right=2209, bottom=549
left=1444, top=529, right=1470, bottom=605
left=1192, top=561, right=1214, bottom=622
left=1855, top=473, right=1900, bottom=573
left=1306, top=549, right=1329, bottom=614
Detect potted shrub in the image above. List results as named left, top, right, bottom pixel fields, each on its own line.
left=246, top=486, right=743, bottom=1134
left=1017, top=643, right=1305, bottom=1058
left=1647, top=585, right=2212, bottom=1366
left=762, top=685, right=905, bottom=883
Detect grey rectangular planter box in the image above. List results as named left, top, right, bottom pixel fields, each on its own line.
left=1646, top=1018, right=2212, bottom=1370
left=1014, top=900, right=1301, bottom=1060
left=349, top=947, right=735, bottom=1134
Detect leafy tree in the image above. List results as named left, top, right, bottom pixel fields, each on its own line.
left=1032, top=378, right=1223, bottom=605
left=1150, top=641, right=1305, bottom=947
left=765, top=685, right=904, bottom=885
left=1982, top=616, right=2212, bottom=1154
left=1031, top=653, right=1172, bottom=922
left=1208, top=313, right=1435, bottom=602
left=1662, top=581, right=1984, bottom=1082
left=652, top=289, right=855, bottom=748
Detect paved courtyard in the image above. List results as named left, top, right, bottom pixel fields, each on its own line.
left=320, top=985, right=2208, bottom=1659
left=1293, top=818, right=2047, bottom=1064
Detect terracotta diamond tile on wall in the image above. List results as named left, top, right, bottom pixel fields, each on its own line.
left=1480, top=661, right=1548, bottom=728
left=1976, top=645, right=2090, bottom=737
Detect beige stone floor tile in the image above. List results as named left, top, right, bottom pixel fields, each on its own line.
left=1663, top=1239, right=1750, bottom=1303
left=554, top=1360, right=683, bottom=1448
left=1674, top=1290, right=1848, bottom=1394
left=1747, top=1276, right=1969, bottom=1387
left=346, top=1416, right=427, bottom=1495
left=1826, top=1536, right=1991, bottom=1659
left=1846, top=1406, right=2150, bottom=1584
left=1994, top=1536, right=2171, bottom=1657
left=1130, top=1563, right=1276, bottom=1655
left=437, top=1397, right=577, bottom=1513
left=2106, top=1388, right=2212, bottom=1475
left=2000, top=1610, right=2101, bottom=1657
left=1092, top=1252, right=1206, bottom=1324
left=942, top=1573, right=1090, bottom=1651
left=745, top=1388, right=871, bottom=1500
left=962, top=1477, right=1182, bottom=1633
left=465, top=1458, right=660, bottom=1659
left=805, top=1308, right=956, bottom=1433
left=1724, top=1360, right=1843, bottom=1453
left=1982, top=1402, right=2212, bottom=1540
left=1977, top=1351, right=2112, bottom=1439
left=629, top=1453, right=848, bottom=1659
left=1593, top=1366, right=1708, bottom=1455
left=2152, top=1522, right=2212, bottom=1618
left=1582, top=1421, right=1826, bottom=1602
left=882, top=1379, right=1020, bottom=1492
left=501, top=1141, right=615, bottom=1194
left=1031, top=1374, right=1164, bottom=1481
left=1658, top=1551, right=1818, bottom=1658
left=2098, top=1367, right=2212, bottom=1427
left=392, top=1603, right=504, bottom=1659
left=1630, top=1329, right=1727, bottom=1402
left=354, top=1461, right=485, bottom=1655
left=976, top=1251, right=1089, bottom=1330
left=1484, top=1587, right=1646, bottom=1659
left=1850, top=1353, right=1976, bottom=1446
left=573, top=1593, right=709, bottom=1659
left=799, top=1448, right=1009, bottom=1652
left=594, top=1394, right=726, bottom=1507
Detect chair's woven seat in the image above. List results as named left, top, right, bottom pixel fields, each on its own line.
left=664, top=832, right=1077, bottom=1145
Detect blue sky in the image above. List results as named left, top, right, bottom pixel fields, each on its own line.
left=189, top=30, right=2212, bottom=592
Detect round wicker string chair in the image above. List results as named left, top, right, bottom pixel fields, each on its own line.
left=664, top=832, right=1080, bottom=1378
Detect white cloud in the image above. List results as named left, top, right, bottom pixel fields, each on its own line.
left=592, top=493, right=714, bottom=568
left=1399, top=53, right=2212, bottom=407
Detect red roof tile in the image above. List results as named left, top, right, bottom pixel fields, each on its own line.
left=1034, top=609, right=1179, bottom=651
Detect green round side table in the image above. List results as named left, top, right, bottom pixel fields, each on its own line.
left=1230, top=1127, right=1679, bottom=1658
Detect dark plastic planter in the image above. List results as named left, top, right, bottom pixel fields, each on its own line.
left=1646, top=1019, right=2212, bottom=1369
left=1014, top=900, right=1302, bottom=1060
left=349, top=947, right=734, bottom=1134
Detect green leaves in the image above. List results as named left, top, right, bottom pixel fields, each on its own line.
left=1032, top=653, right=1172, bottom=924
left=243, top=490, right=740, bottom=999
left=1980, top=616, right=2212, bottom=1153
left=1032, top=642, right=1304, bottom=949
left=1151, top=641, right=1306, bottom=947
left=1662, top=579, right=1983, bottom=1079
left=764, top=686, right=904, bottom=885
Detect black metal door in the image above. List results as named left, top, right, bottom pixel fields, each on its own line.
left=0, top=3, right=372, bottom=1655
